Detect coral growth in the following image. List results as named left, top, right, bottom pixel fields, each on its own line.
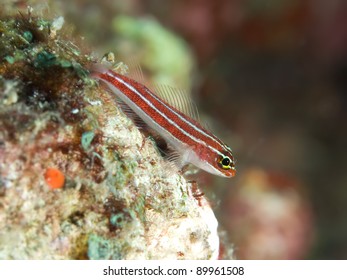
left=0, top=13, right=223, bottom=259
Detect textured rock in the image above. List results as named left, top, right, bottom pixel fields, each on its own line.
left=0, top=13, right=222, bottom=260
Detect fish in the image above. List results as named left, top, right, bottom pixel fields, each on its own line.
left=93, top=66, right=236, bottom=178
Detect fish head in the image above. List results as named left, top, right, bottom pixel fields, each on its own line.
left=189, top=144, right=236, bottom=178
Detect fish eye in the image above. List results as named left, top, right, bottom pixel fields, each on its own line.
left=222, top=157, right=230, bottom=166
left=218, top=155, right=232, bottom=170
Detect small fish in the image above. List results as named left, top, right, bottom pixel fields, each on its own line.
left=93, top=67, right=236, bottom=178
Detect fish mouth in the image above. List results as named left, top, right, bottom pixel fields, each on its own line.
left=225, top=167, right=236, bottom=178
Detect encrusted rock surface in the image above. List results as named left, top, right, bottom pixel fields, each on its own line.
left=0, top=13, right=222, bottom=260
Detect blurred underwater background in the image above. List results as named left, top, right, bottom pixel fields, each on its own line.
left=1, top=0, right=347, bottom=259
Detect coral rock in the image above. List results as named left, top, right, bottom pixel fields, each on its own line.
left=0, top=14, right=220, bottom=260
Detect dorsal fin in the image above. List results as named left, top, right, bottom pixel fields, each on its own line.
left=152, top=84, right=200, bottom=122
left=116, top=59, right=201, bottom=122
left=98, top=55, right=201, bottom=122
left=125, top=58, right=147, bottom=85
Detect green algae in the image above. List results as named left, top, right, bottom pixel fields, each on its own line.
left=33, top=50, right=57, bottom=68
left=88, top=234, right=123, bottom=260
left=22, top=30, right=33, bottom=43
left=112, top=15, right=195, bottom=89
left=81, top=131, right=95, bottom=151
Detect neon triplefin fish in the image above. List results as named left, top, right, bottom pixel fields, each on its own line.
left=93, top=66, right=236, bottom=178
